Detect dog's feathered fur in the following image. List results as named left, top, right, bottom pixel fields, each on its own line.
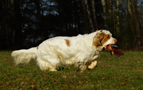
left=11, top=30, right=117, bottom=72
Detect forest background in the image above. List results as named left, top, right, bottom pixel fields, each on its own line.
left=0, top=0, right=143, bottom=51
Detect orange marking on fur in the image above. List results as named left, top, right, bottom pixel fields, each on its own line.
left=37, top=46, right=38, bottom=49
left=93, top=32, right=110, bottom=47
left=101, top=33, right=110, bottom=45
left=65, top=39, right=70, bottom=47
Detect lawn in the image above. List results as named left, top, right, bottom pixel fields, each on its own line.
left=0, top=51, right=143, bottom=90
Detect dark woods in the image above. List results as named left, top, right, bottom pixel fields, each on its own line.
left=0, top=0, right=143, bottom=50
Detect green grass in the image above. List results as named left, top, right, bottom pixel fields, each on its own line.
left=0, top=51, right=143, bottom=89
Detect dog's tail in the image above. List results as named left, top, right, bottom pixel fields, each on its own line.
left=11, top=47, right=37, bottom=66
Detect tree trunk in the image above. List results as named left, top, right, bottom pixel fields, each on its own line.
left=14, top=0, right=22, bottom=48
left=108, top=0, right=112, bottom=13
left=81, top=0, right=88, bottom=33
left=91, top=0, right=98, bottom=30
left=1, top=0, right=12, bottom=49
left=82, top=0, right=94, bottom=32
left=127, top=0, right=134, bottom=32
left=127, top=0, right=132, bottom=15
left=127, top=0, right=141, bottom=49
left=132, top=0, right=140, bottom=49
left=11, top=0, right=15, bottom=48
left=101, top=0, right=107, bottom=28
left=108, top=0, right=116, bottom=34
left=116, top=0, right=119, bottom=33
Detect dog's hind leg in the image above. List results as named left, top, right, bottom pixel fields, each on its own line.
left=36, top=57, right=57, bottom=71
left=77, top=64, right=87, bottom=73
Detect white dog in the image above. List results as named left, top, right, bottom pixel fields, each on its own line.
left=11, top=30, right=117, bottom=72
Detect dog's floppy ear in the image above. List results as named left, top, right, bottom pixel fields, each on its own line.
left=96, top=30, right=103, bottom=32
left=93, top=32, right=104, bottom=47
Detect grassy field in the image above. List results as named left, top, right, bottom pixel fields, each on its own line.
left=0, top=51, right=143, bottom=90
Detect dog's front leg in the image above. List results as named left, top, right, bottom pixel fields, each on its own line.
left=87, top=60, right=97, bottom=70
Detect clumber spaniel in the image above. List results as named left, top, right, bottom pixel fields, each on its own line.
left=11, top=30, right=117, bottom=72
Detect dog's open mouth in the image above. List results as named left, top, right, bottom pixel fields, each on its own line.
left=104, top=44, right=118, bottom=51
left=105, top=44, right=111, bottom=51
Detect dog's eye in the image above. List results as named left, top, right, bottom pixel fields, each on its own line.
left=107, top=35, right=110, bottom=39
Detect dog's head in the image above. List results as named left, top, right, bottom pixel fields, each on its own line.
left=93, top=30, right=117, bottom=50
